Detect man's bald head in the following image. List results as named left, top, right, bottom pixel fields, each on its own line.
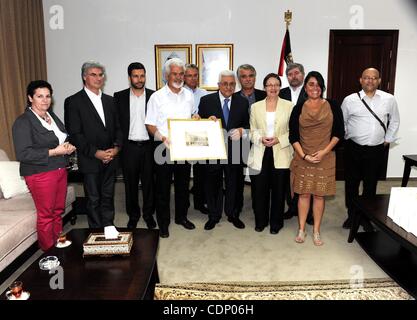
left=360, top=68, right=381, bottom=95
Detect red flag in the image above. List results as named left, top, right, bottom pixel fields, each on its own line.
left=278, top=29, right=293, bottom=76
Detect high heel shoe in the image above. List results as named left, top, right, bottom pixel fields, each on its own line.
left=295, top=230, right=306, bottom=243
left=313, top=232, right=324, bottom=246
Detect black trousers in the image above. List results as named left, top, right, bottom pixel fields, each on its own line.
left=83, top=164, right=117, bottom=228
left=250, top=147, right=288, bottom=230
left=206, top=163, right=243, bottom=222
left=121, top=140, right=155, bottom=223
left=154, top=150, right=191, bottom=229
left=344, top=139, right=385, bottom=214
left=192, top=163, right=207, bottom=207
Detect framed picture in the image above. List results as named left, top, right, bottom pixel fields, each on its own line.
left=168, top=119, right=227, bottom=161
left=196, top=44, right=233, bottom=91
left=154, top=44, right=192, bottom=89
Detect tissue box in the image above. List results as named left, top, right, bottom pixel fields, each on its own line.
left=83, top=232, right=133, bottom=257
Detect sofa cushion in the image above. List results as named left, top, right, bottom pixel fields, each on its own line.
left=0, top=161, right=29, bottom=199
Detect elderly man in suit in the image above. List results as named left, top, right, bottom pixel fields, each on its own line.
left=279, top=63, right=313, bottom=225
left=198, top=70, right=250, bottom=230
left=65, top=61, right=123, bottom=228
left=114, top=62, right=156, bottom=230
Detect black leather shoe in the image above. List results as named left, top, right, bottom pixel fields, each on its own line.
left=194, top=204, right=209, bottom=215
left=270, top=228, right=279, bottom=234
left=176, top=219, right=196, bottom=230
left=159, top=228, right=169, bottom=238
left=127, top=220, right=138, bottom=229
left=204, top=219, right=217, bottom=230
left=255, top=226, right=264, bottom=232
left=227, top=217, right=245, bottom=229
left=145, top=217, right=157, bottom=230
left=342, top=217, right=352, bottom=229
left=306, top=213, right=314, bottom=225
left=283, top=210, right=295, bottom=220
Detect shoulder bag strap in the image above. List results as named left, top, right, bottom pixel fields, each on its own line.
left=357, top=92, right=386, bottom=134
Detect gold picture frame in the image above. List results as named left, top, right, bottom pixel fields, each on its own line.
left=196, top=44, right=233, bottom=91
left=168, top=119, right=227, bottom=161
left=154, top=44, right=192, bottom=90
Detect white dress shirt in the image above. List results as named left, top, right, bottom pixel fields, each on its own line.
left=290, top=85, right=303, bottom=105
left=145, top=85, right=195, bottom=137
left=266, top=111, right=276, bottom=137
left=128, top=89, right=149, bottom=141
left=184, top=85, right=208, bottom=111
left=341, top=89, right=400, bottom=146
left=84, top=87, right=106, bottom=126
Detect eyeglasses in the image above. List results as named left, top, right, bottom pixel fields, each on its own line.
left=219, top=82, right=236, bottom=87
left=362, top=76, right=379, bottom=81
left=87, top=72, right=105, bottom=78
left=265, top=84, right=280, bottom=88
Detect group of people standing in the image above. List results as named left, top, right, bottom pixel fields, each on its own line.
left=12, top=57, right=400, bottom=250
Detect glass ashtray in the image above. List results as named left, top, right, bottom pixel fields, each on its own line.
left=39, top=256, right=60, bottom=270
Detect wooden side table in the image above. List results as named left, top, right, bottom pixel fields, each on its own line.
left=401, top=155, right=417, bottom=187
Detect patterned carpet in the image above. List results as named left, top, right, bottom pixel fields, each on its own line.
left=155, top=278, right=414, bottom=300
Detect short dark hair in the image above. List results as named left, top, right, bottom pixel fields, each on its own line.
left=304, top=71, right=326, bottom=98
left=26, top=80, right=53, bottom=105
left=128, top=62, right=146, bottom=76
left=263, top=73, right=282, bottom=87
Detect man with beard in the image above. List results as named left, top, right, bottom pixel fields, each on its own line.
left=114, top=62, right=156, bottom=230
left=145, top=58, right=199, bottom=238
left=279, top=63, right=313, bottom=225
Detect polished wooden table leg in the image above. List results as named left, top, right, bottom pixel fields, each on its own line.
left=401, top=158, right=412, bottom=187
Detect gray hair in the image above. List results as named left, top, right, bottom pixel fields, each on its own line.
left=218, top=70, right=235, bottom=83
left=81, top=61, right=105, bottom=80
left=164, top=58, right=185, bottom=78
left=285, top=63, right=305, bottom=76
left=236, top=64, right=256, bottom=78
left=185, top=63, right=199, bottom=72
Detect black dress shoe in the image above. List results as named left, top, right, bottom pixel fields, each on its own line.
left=270, top=227, right=281, bottom=234
left=342, top=217, right=352, bottom=229
left=204, top=219, right=217, bottom=230
left=145, top=217, right=157, bottom=230
left=227, top=217, right=245, bottom=229
left=255, top=226, right=264, bottom=232
left=127, top=220, right=138, bottom=229
left=194, top=204, right=209, bottom=215
left=176, top=219, right=196, bottom=230
left=159, top=228, right=169, bottom=238
left=283, top=210, right=295, bottom=220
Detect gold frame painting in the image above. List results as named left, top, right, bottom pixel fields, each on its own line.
left=154, top=44, right=192, bottom=89
left=196, top=44, right=233, bottom=91
left=168, top=119, right=227, bottom=161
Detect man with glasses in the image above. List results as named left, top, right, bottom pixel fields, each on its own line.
left=236, top=64, right=266, bottom=218
left=65, top=61, right=122, bottom=228
left=198, top=70, right=250, bottom=230
left=341, top=67, right=400, bottom=231
left=184, top=64, right=209, bottom=215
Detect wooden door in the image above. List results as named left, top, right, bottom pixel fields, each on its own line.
left=327, top=30, right=399, bottom=180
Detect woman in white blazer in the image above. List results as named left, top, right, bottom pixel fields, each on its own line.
left=248, top=73, right=294, bottom=234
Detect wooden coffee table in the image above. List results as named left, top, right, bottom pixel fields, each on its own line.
left=348, top=195, right=417, bottom=298
left=1, top=228, right=159, bottom=300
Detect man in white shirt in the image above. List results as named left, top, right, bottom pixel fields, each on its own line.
left=145, top=58, right=199, bottom=238
left=65, top=61, right=122, bottom=228
left=341, top=67, right=400, bottom=230
left=184, top=64, right=209, bottom=215
left=114, top=62, right=156, bottom=230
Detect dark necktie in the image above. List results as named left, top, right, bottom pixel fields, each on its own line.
left=222, top=98, right=230, bottom=125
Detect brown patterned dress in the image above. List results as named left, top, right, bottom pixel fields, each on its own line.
left=290, top=100, right=336, bottom=196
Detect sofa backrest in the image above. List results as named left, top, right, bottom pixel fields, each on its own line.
left=0, top=149, right=10, bottom=199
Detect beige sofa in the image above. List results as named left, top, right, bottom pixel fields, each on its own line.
left=0, top=149, right=75, bottom=273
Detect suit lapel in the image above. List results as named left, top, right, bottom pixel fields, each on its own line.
left=81, top=90, right=106, bottom=129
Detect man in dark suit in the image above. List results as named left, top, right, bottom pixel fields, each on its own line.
left=198, top=70, right=250, bottom=230
left=113, top=62, right=156, bottom=230
left=279, top=62, right=313, bottom=225
left=65, top=61, right=123, bottom=228
left=236, top=64, right=267, bottom=216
